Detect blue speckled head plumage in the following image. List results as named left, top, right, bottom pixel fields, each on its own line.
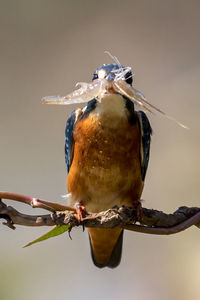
left=92, top=64, right=133, bottom=86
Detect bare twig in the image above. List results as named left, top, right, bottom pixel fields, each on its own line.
left=0, top=191, right=75, bottom=212
left=0, top=195, right=199, bottom=235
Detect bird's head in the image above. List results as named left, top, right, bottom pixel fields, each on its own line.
left=92, top=64, right=133, bottom=86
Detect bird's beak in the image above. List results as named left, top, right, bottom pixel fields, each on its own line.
left=104, top=78, right=117, bottom=94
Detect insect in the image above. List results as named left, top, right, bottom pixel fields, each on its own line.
left=43, top=52, right=188, bottom=129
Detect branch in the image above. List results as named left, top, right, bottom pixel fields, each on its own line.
left=0, top=191, right=75, bottom=212
left=0, top=193, right=199, bottom=235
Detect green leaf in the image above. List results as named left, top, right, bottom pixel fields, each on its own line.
left=23, top=224, right=71, bottom=248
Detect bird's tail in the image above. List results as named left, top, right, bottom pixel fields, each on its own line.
left=88, top=228, right=123, bottom=268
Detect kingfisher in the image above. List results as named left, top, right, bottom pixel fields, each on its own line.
left=42, top=56, right=188, bottom=267
left=63, top=63, right=152, bottom=268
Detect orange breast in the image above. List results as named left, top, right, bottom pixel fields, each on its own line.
left=67, top=114, right=143, bottom=212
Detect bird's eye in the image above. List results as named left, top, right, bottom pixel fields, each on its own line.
left=92, top=73, right=98, bottom=81
left=125, top=70, right=133, bottom=85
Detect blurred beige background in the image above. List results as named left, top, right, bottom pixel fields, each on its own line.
left=0, top=0, right=200, bottom=299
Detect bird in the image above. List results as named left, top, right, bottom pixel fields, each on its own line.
left=64, top=63, right=152, bottom=268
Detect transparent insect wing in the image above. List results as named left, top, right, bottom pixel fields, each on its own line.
left=66, top=79, right=108, bottom=103
left=42, top=95, right=68, bottom=105
left=113, top=79, right=152, bottom=113
left=113, top=79, right=189, bottom=129
left=42, top=78, right=107, bottom=105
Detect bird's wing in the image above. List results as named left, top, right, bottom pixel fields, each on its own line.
left=65, top=109, right=82, bottom=173
left=65, top=99, right=97, bottom=173
left=137, top=111, right=152, bottom=181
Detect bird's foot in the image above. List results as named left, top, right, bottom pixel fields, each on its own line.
left=75, top=202, right=86, bottom=222
left=133, top=201, right=143, bottom=222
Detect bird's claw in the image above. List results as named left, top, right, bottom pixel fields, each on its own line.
left=75, top=203, right=86, bottom=223
left=133, top=201, right=143, bottom=221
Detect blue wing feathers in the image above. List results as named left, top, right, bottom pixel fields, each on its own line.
left=65, top=110, right=77, bottom=173
left=138, top=111, right=152, bottom=181
left=65, top=99, right=97, bottom=173
left=79, top=99, right=97, bottom=121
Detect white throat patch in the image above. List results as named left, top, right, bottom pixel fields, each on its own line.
left=93, top=93, right=126, bottom=118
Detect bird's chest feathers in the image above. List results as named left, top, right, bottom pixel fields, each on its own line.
left=68, top=94, right=142, bottom=208
left=75, top=94, right=135, bottom=158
